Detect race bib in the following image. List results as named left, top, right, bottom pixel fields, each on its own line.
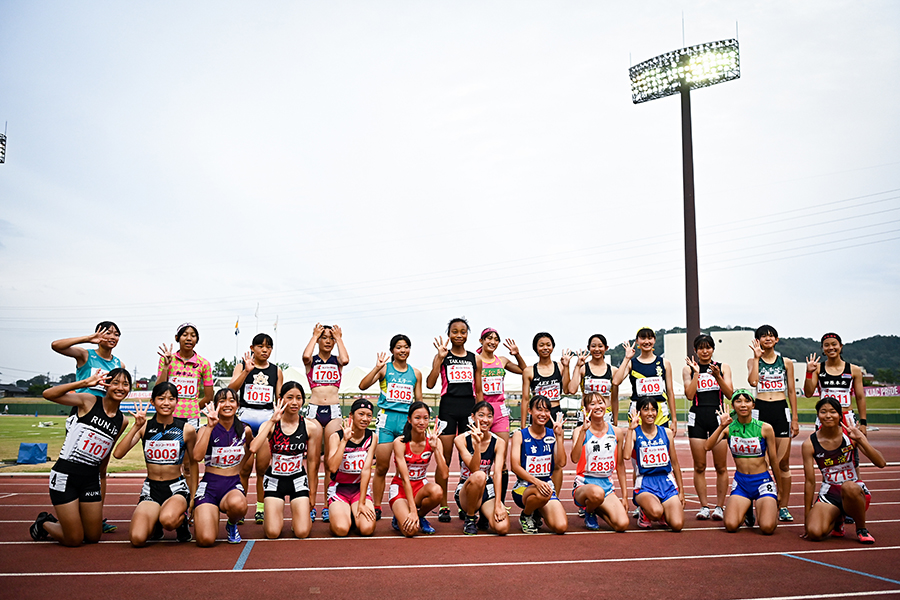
left=758, top=371, right=786, bottom=393
left=823, top=462, right=857, bottom=485
left=821, top=387, right=851, bottom=408
left=534, top=383, right=560, bottom=401
left=757, top=480, right=776, bottom=496
left=341, top=449, right=367, bottom=474
left=499, top=403, right=510, bottom=418
left=386, top=382, right=414, bottom=404
left=585, top=444, right=616, bottom=478
left=697, top=373, right=719, bottom=391
left=729, top=436, right=761, bottom=457
left=73, top=427, right=114, bottom=464
left=376, top=411, right=387, bottom=430
left=171, top=376, right=198, bottom=399
left=243, top=383, right=273, bottom=406
left=145, top=439, right=180, bottom=464
left=638, top=444, right=669, bottom=469
left=169, top=479, right=189, bottom=495
left=49, top=470, right=68, bottom=493
left=209, top=445, right=244, bottom=468
left=311, top=363, right=340, bottom=385
left=525, top=454, right=552, bottom=477
left=482, top=376, right=505, bottom=395
left=271, top=453, right=304, bottom=476
left=687, top=412, right=696, bottom=427
left=293, top=475, right=309, bottom=493
left=408, top=463, right=427, bottom=481
left=447, top=364, right=474, bottom=383
left=584, top=378, right=611, bottom=395
left=636, top=377, right=664, bottom=397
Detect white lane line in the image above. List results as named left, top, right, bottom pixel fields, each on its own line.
left=729, top=591, right=900, bottom=600
left=1, top=545, right=898, bottom=577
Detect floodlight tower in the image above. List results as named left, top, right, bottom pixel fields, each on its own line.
left=629, top=39, right=740, bottom=356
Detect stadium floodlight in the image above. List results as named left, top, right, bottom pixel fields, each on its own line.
left=629, top=39, right=740, bottom=356
left=0, top=132, right=5, bottom=165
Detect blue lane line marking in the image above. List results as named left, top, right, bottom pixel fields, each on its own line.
left=782, top=553, right=900, bottom=586
left=233, top=540, right=255, bottom=571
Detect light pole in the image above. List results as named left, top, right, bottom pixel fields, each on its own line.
left=629, top=39, right=740, bottom=356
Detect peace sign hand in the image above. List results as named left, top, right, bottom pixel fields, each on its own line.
left=375, top=352, right=390, bottom=369
left=845, top=420, right=865, bottom=442
left=708, top=362, right=721, bottom=378
left=84, top=371, right=110, bottom=390
left=433, top=337, right=450, bottom=360
left=806, top=353, right=820, bottom=373
left=503, top=338, right=520, bottom=356
left=468, top=421, right=483, bottom=445
left=685, top=356, right=699, bottom=375
left=716, top=406, right=732, bottom=427
left=552, top=411, right=565, bottom=437
left=129, top=399, right=148, bottom=429
left=157, top=343, right=174, bottom=367
left=428, top=418, right=442, bottom=446
left=270, top=397, right=287, bottom=423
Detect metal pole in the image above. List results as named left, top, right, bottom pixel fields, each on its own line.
left=680, top=81, right=701, bottom=358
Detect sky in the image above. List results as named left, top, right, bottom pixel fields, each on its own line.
left=1, top=1, right=898, bottom=384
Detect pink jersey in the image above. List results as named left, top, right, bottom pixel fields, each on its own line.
left=333, top=429, right=374, bottom=485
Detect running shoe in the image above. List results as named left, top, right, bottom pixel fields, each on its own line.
left=438, top=507, right=451, bottom=523
left=419, top=518, right=436, bottom=534
left=637, top=508, right=652, bottom=529
left=175, top=518, right=192, bottom=543
left=631, top=508, right=640, bottom=519
left=856, top=528, right=875, bottom=545
left=584, top=512, right=600, bottom=531
left=375, top=507, right=382, bottom=521
left=322, top=508, right=330, bottom=523
left=102, top=518, right=117, bottom=534
left=533, top=510, right=544, bottom=530
left=844, top=514, right=855, bottom=524
left=310, top=508, right=317, bottom=523
left=458, top=509, right=465, bottom=521
left=150, top=521, right=164, bottom=541
left=712, top=506, right=724, bottom=521
left=236, top=517, right=245, bottom=525
left=463, top=516, right=478, bottom=535
left=696, top=506, right=711, bottom=520
left=831, top=521, right=845, bottom=538
left=519, top=513, right=538, bottom=534
left=29, top=512, right=56, bottom=541
left=391, top=517, right=400, bottom=532
left=255, top=510, right=264, bottom=525
left=476, top=514, right=490, bottom=531
left=658, top=513, right=668, bottom=528
left=778, top=507, right=794, bottom=522
left=577, top=506, right=586, bottom=518
left=744, top=506, right=755, bottom=528
left=225, top=521, right=241, bottom=544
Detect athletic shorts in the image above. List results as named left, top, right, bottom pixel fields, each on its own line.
left=388, top=478, right=426, bottom=508
left=194, top=472, right=245, bottom=509
left=454, top=476, right=496, bottom=510
left=186, top=417, right=204, bottom=430
left=753, top=400, right=791, bottom=438
left=138, top=477, right=190, bottom=505
left=572, top=474, right=614, bottom=507
left=488, top=401, right=511, bottom=433
left=634, top=472, right=678, bottom=504
left=438, top=401, right=474, bottom=436
left=306, top=404, right=342, bottom=428
left=376, top=409, right=407, bottom=444
left=687, top=405, right=721, bottom=439
left=263, top=468, right=310, bottom=500
left=512, top=478, right=557, bottom=509
left=48, top=468, right=102, bottom=505
left=818, top=481, right=871, bottom=514
left=327, top=481, right=372, bottom=507
left=730, top=470, right=777, bottom=501
left=237, top=407, right=274, bottom=436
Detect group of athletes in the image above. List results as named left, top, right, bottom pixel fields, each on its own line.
left=29, top=319, right=886, bottom=548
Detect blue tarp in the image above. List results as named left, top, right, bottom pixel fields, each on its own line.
left=17, top=443, right=47, bottom=464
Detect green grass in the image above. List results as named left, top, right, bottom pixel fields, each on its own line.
left=0, top=415, right=145, bottom=473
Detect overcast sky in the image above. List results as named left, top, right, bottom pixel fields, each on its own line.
left=1, top=1, right=898, bottom=383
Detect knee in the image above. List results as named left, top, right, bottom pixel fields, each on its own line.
left=292, top=524, right=310, bottom=539
left=196, top=532, right=216, bottom=547
left=358, top=521, right=376, bottom=537
left=842, top=482, right=863, bottom=498
left=760, top=523, right=777, bottom=535
left=494, top=520, right=509, bottom=536
left=265, top=524, right=281, bottom=539
left=159, top=514, right=179, bottom=530
left=130, top=533, right=148, bottom=547
left=589, top=489, right=606, bottom=505
left=330, top=522, right=350, bottom=537
left=470, top=471, right=487, bottom=486
left=694, top=461, right=707, bottom=473
left=668, top=517, right=684, bottom=532
left=375, top=463, right=388, bottom=477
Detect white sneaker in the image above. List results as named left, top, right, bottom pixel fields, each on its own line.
left=712, top=506, right=724, bottom=521
left=696, top=506, right=711, bottom=520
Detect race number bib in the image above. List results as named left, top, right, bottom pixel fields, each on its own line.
left=821, top=387, right=851, bottom=408
left=209, top=445, right=244, bottom=468
left=729, top=436, right=761, bottom=457
left=535, top=383, right=560, bottom=401
left=638, top=444, right=669, bottom=469
left=73, top=427, right=114, bottom=464
left=635, top=377, right=664, bottom=397
left=500, top=403, right=511, bottom=418
left=525, top=454, right=552, bottom=477
left=386, top=382, right=414, bottom=404
left=311, top=363, right=340, bottom=385
left=696, top=373, right=719, bottom=391
left=271, top=453, right=304, bottom=476
left=145, top=439, right=180, bottom=464
left=585, top=446, right=616, bottom=478
left=823, top=462, right=857, bottom=485
left=243, top=384, right=273, bottom=406
left=408, top=463, right=427, bottom=481
left=171, top=376, right=198, bottom=399
left=341, top=449, right=367, bottom=475
left=482, top=376, right=505, bottom=395
left=757, top=371, right=785, bottom=393
left=447, top=364, right=474, bottom=383
left=584, top=378, right=611, bottom=395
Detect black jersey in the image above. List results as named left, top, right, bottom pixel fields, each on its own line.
left=56, top=398, right=124, bottom=474
left=458, top=431, right=498, bottom=480
left=142, top=416, right=188, bottom=466
left=267, top=419, right=309, bottom=477
left=531, top=362, right=563, bottom=403
left=239, top=363, right=278, bottom=410
left=818, top=361, right=853, bottom=410
left=692, top=362, right=724, bottom=407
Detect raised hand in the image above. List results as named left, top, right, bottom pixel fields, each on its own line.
left=129, top=399, right=148, bottom=430
left=685, top=356, right=699, bottom=375
left=716, top=406, right=732, bottom=427
left=503, top=338, right=520, bottom=356
left=623, top=340, right=636, bottom=361
left=468, top=421, right=483, bottom=445
left=270, top=397, right=287, bottom=423
left=375, top=352, right=390, bottom=369
left=845, top=420, right=864, bottom=442
left=806, top=353, right=820, bottom=373
left=560, top=349, right=573, bottom=368
left=552, top=411, right=565, bottom=437
left=433, top=337, right=450, bottom=360
left=331, top=325, right=343, bottom=339
left=88, top=327, right=110, bottom=345
left=628, top=409, right=641, bottom=430
left=85, top=372, right=110, bottom=390
left=312, top=323, right=325, bottom=339
left=242, top=351, right=255, bottom=371
left=203, top=402, right=219, bottom=428
left=157, top=343, right=174, bottom=366
left=575, top=349, right=589, bottom=366
left=428, top=418, right=441, bottom=446
left=749, top=339, right=763, bottom=359
left=341, top=416, right=353, bottom=439
left=708, top=362, right=721, bottom=378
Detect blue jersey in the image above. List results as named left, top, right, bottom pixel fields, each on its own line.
left=76, top=349, right=123, bottom=397
left=517, top=426, right=556, bottom=484
left=632, top=425, right=671, bottom=477
left=379, top=362, right=417, bottom=413
left=142, top=416, right=188, bottom=466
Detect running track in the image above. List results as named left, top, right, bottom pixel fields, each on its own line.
left=2, top=427, right=899, bottom=600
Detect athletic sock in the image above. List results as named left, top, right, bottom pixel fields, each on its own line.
left=256, top=501, right=264, bottom=511
left=501, top=470, right=509, bottom=503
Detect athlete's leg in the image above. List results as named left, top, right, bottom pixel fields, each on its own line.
left=805, top=501, right=841, bottom=541
left=635, top=491, right=664, bottom=521
left=129, top=501, right=161, bottom=547
left=459, top=471, right=487, bottom=516
left=480, top=497, right=509, bottom=535
left=391, top=498, right=419, bottom=537
left=551, top=465, right=563, bottom=496
left=689, top=438, right=709, bottom=508
left=541, top=499, right=568, bottom=534
left=712, top=440, right=729, bottom=508
left=221, top=489, right=248, bottom=527
left=521, top=487, right=551, bottom=515
left=322, top=418, right=342, bottom=490
left=598, top=492, right=629, bottom=532
left=416, top=482, right=443, bottom=518
left=373, top=442, right=393, bottom=511
left=724, top=495, right=752, bottom=533
left=661, top=496, right=684, bottom=532
left=775, top=437, right=792, bottom=509
left=840, top=482, right=869, bottom=530
left=263, top=497, right=285, bottom=539
left=573, top=484, right=606, bottom=514
left=437, top=433, right=455, bottom=507
left=329, top=500, right=353, bottom=537
left=495, top=430, right=510, bottom=504
left=193, top=503, right=220, bottom=547
left=352, top=499, right=377, bottom=536
left=159, top=494, right=188, bottom=530
left=289, top=496, right=312, bottom=539
left=42, top=501, right=86, bottom=547
left=756, top=496, right=778, bottom=535
left=254, top=444, right=271, bottom=516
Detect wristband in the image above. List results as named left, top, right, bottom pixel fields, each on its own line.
left=859, top=419, right=867, bottom=426
left=805, top=371, right=814, bottom=379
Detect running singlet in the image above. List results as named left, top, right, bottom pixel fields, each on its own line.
left=204, top=421, right=246, bottom=469
left=818, top=361, right=853, bottom=409
left=239, top=363, right=278, bottom=410
left=517, top=427, right=556, bottom=483
left=531, top=362, right=563, bottom=403
left=582, top=362, right=613, bottom=396
left=76, top=350, right=123, bottom=397
left=268, top=419, right=309, bottom=477
left=57, top=398, right=124, bottom=473
left=458, top=431, right=497, bottom=480
left=440, top=352, right=477, bottom=400
left=142, top=416, right=188, bottom=466
left=693, top=362, right=724, bottom=407
left=727, top=418, right=767, bottom=458
left=481, top=356, right=506, bottom=403
left=379, top=363, right=417, bottom=412
left=632, top=426, right=671, bottom=477
left=393, top=439, right=434, bottom=483
left=810, top=431, right=859, bottom=486
left=307, top=355, right=342, bottom=389
left=757, top=355, right=787, bottom=395
left=630, top=356, right=669, bottom=418
left=576, top=423, right=618, bottom=479
left=332, top=429, right=374, bottom=485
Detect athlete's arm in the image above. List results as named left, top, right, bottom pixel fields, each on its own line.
left=305, top=419, right=323, bottom=502
left=332, top=325, right=350, bottom=367
left=359, top=431, right=377, bottom=499
left=228, top=356, right=251, bottom=391
left=413, top=369, right=424, bottom=403
left=432, top=437, right=449, bottom=482
left=848, top=423, right=885, bottom=467
left=183, top=424, right=199, bottom=499
left=239, top=426, right=255, bottom=471
left=683, top=363, right=698, bottom=401
left=623, top=424, right=637, bottom=461
left=704, top=419, right=729, bottom=452
left=747, top=356, right=760, bottom=387
left=567, top=364, right=585, bottom=396
left=425, top=350, right=442, bottom=390
left=612, top=358, right=631, bottom=386
left=473, top=359, right=483, bottom=403
left=610, top=383, right=620, bottom=427
left=392, top=437, right=416, bottom=505
left=50, top=334, right=92, bottom=367
left=509, top=430, right=534, bottom=484
left=326, top=429, right=348, bottom=474
left=276, top=367, right=284, bottom=401
left=113, top=420, right=146, bottom=459
left=785, top=359, right=799, bottom=437
left=249, top=417, right=277, bottom=454
left=762, top=423, right=779, bottom=488
left=520, top=367, right=533, bottom=430
left=851, top=364, right=867, bottom=434
left=718, top=363, right=735, bottom=401
left=358, top=354, right=387, bottom=390
left=301, top=324, right=323, bottom=368
left=664, top=358, right=677, bottom=433
left=560, top=359, right=572, bottom=398
left=454, top=432, right=479, bottom=477
left=570, top=420, right=587, bottom=463
left=615, top=427, right=628, bottom=508
left=668, top=431, right=684, bottom=502
left=156, top=355, right=170, bottom=384
left=801, top=438, right=816, bottom=525
left=193, top=423, right=211, bottom=463
left=42, top=377, right=101, bottom=410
